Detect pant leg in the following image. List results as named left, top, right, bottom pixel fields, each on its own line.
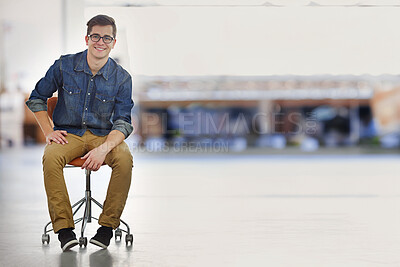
left=86, top=132, right=133, bottom=229
left=42, top=133, right=86, bottom=233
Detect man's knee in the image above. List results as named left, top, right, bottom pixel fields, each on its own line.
left=108, top=145, right=133, bottom=169
left=42, top=145, right=68, bottom=169
left=114, top=150, right=133, bottom=168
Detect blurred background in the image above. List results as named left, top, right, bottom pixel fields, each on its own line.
left=1, top=0, right=400, bottom=153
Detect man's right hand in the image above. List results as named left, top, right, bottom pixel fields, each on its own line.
left=46, top=130, right=68, bottom=145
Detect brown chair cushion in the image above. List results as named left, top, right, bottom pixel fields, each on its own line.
left=68, top=157, right=107, bottom=167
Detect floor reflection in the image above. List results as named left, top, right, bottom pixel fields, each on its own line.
left=59, top=250, right=77, bottom=267
left=89, top=250, right=114, bottom=267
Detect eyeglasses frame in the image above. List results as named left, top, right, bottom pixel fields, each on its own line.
left=87, top=34, right=115, bottom=44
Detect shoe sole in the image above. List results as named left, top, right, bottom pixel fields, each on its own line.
left=62, top=239, right=79, bottom=251
left=89, top=238, right=108, bottom=249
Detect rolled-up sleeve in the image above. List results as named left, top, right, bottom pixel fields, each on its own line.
left=111, top=74, right=134, bottom=138
left=26, top=98, right=47, bottom=112
left=26, top=58, right=62, bottom=112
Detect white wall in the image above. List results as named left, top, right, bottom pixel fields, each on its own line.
left=2, top=4, right=400, bottom=90
left=0, top=0, right=87, bottom=93
left=86, top=6, right=400, bottom=76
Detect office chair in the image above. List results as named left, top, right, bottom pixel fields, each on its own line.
left=41, top=97, right=133, bottom=247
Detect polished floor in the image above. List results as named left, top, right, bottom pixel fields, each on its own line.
left=1, top=146, right=400, bottom=266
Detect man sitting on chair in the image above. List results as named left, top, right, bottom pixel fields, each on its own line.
left=26, top=14, right=134, bottom=251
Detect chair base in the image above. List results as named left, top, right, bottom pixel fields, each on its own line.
left=42, top=195, right=133, bottom=247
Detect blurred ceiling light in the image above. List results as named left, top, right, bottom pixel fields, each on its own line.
left=306, top=0, right=360, bottom=6
left=156, top=0, right=266, bottom=5
left=85, top=0, right=266, bottom=6
left=356, top=0, right=400, bottom=6
left=85, top=0, right=159, bottom=7
left=264, top=0, right=311, bottom=6
left=266, top=0, right=400, bottom=6
left=85, top=0, right=400, bottom=6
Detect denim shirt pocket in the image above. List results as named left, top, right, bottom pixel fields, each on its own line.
left=62, top=85, right=81, bottom=110
left=93, top=93, right=115, bottom=117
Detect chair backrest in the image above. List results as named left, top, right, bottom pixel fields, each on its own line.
left=47, top=97, right=58, bottom=120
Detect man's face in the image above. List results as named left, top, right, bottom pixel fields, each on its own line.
left=85, top=25, right=116, bottom=60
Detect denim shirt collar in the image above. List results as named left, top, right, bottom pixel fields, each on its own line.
left=74, top=50, right=110, bottom=80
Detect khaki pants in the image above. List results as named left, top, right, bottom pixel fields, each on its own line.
left=42, top=131, right=133, bottom=233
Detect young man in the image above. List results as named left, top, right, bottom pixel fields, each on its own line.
left=26, top=14, right=134, bottom=251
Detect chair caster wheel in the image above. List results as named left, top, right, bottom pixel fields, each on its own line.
left=125, top=234, right=133, bottom=246
left=79, top=237, right=87, bottom=247
left=42, top=234, right=50, bottom=244
left=115, top=228, right=122, bottom=241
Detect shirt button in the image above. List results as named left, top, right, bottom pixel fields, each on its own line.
left=83, top=122, right=86, bottom=125
left=90, top=79, right=93, bottom=82
left=88, top=93, right=91, bottom=95
left=103, top=99, right=106, bottom=102
left=69, top=91, right=72, bottom=94
left=85, top=108, right=88, bottom=110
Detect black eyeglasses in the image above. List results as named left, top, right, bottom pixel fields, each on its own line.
left=88, top=34, right=114, bottom=44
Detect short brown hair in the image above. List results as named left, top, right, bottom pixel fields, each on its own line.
left=86, top=14, right=117, bottom=38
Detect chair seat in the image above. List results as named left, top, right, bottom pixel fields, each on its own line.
left=67, top=158, right=106, bottom=167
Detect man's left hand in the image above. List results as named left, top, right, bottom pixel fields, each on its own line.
left=81, top=147, right=108, bottom=171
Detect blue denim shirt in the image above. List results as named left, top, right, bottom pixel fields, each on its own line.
left=26, top=50, right=134, bottom=138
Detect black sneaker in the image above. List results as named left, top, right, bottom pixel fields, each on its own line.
left=89, top=226, right=113, bottom=249
left=58, top=228, right=79, bottom=251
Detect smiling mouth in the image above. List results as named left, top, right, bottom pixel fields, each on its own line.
left=95, top=47, right=106, bottom=51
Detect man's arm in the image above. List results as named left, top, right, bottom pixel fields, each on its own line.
left=80, top=130, right=125, bottom=171
left=111, top=74, right=134, bottom=137
left=32, top=111, right=68, bottom=145
left=26, top=57, right=64, bottom=144
left=81, top=72, right=134, bottom=171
